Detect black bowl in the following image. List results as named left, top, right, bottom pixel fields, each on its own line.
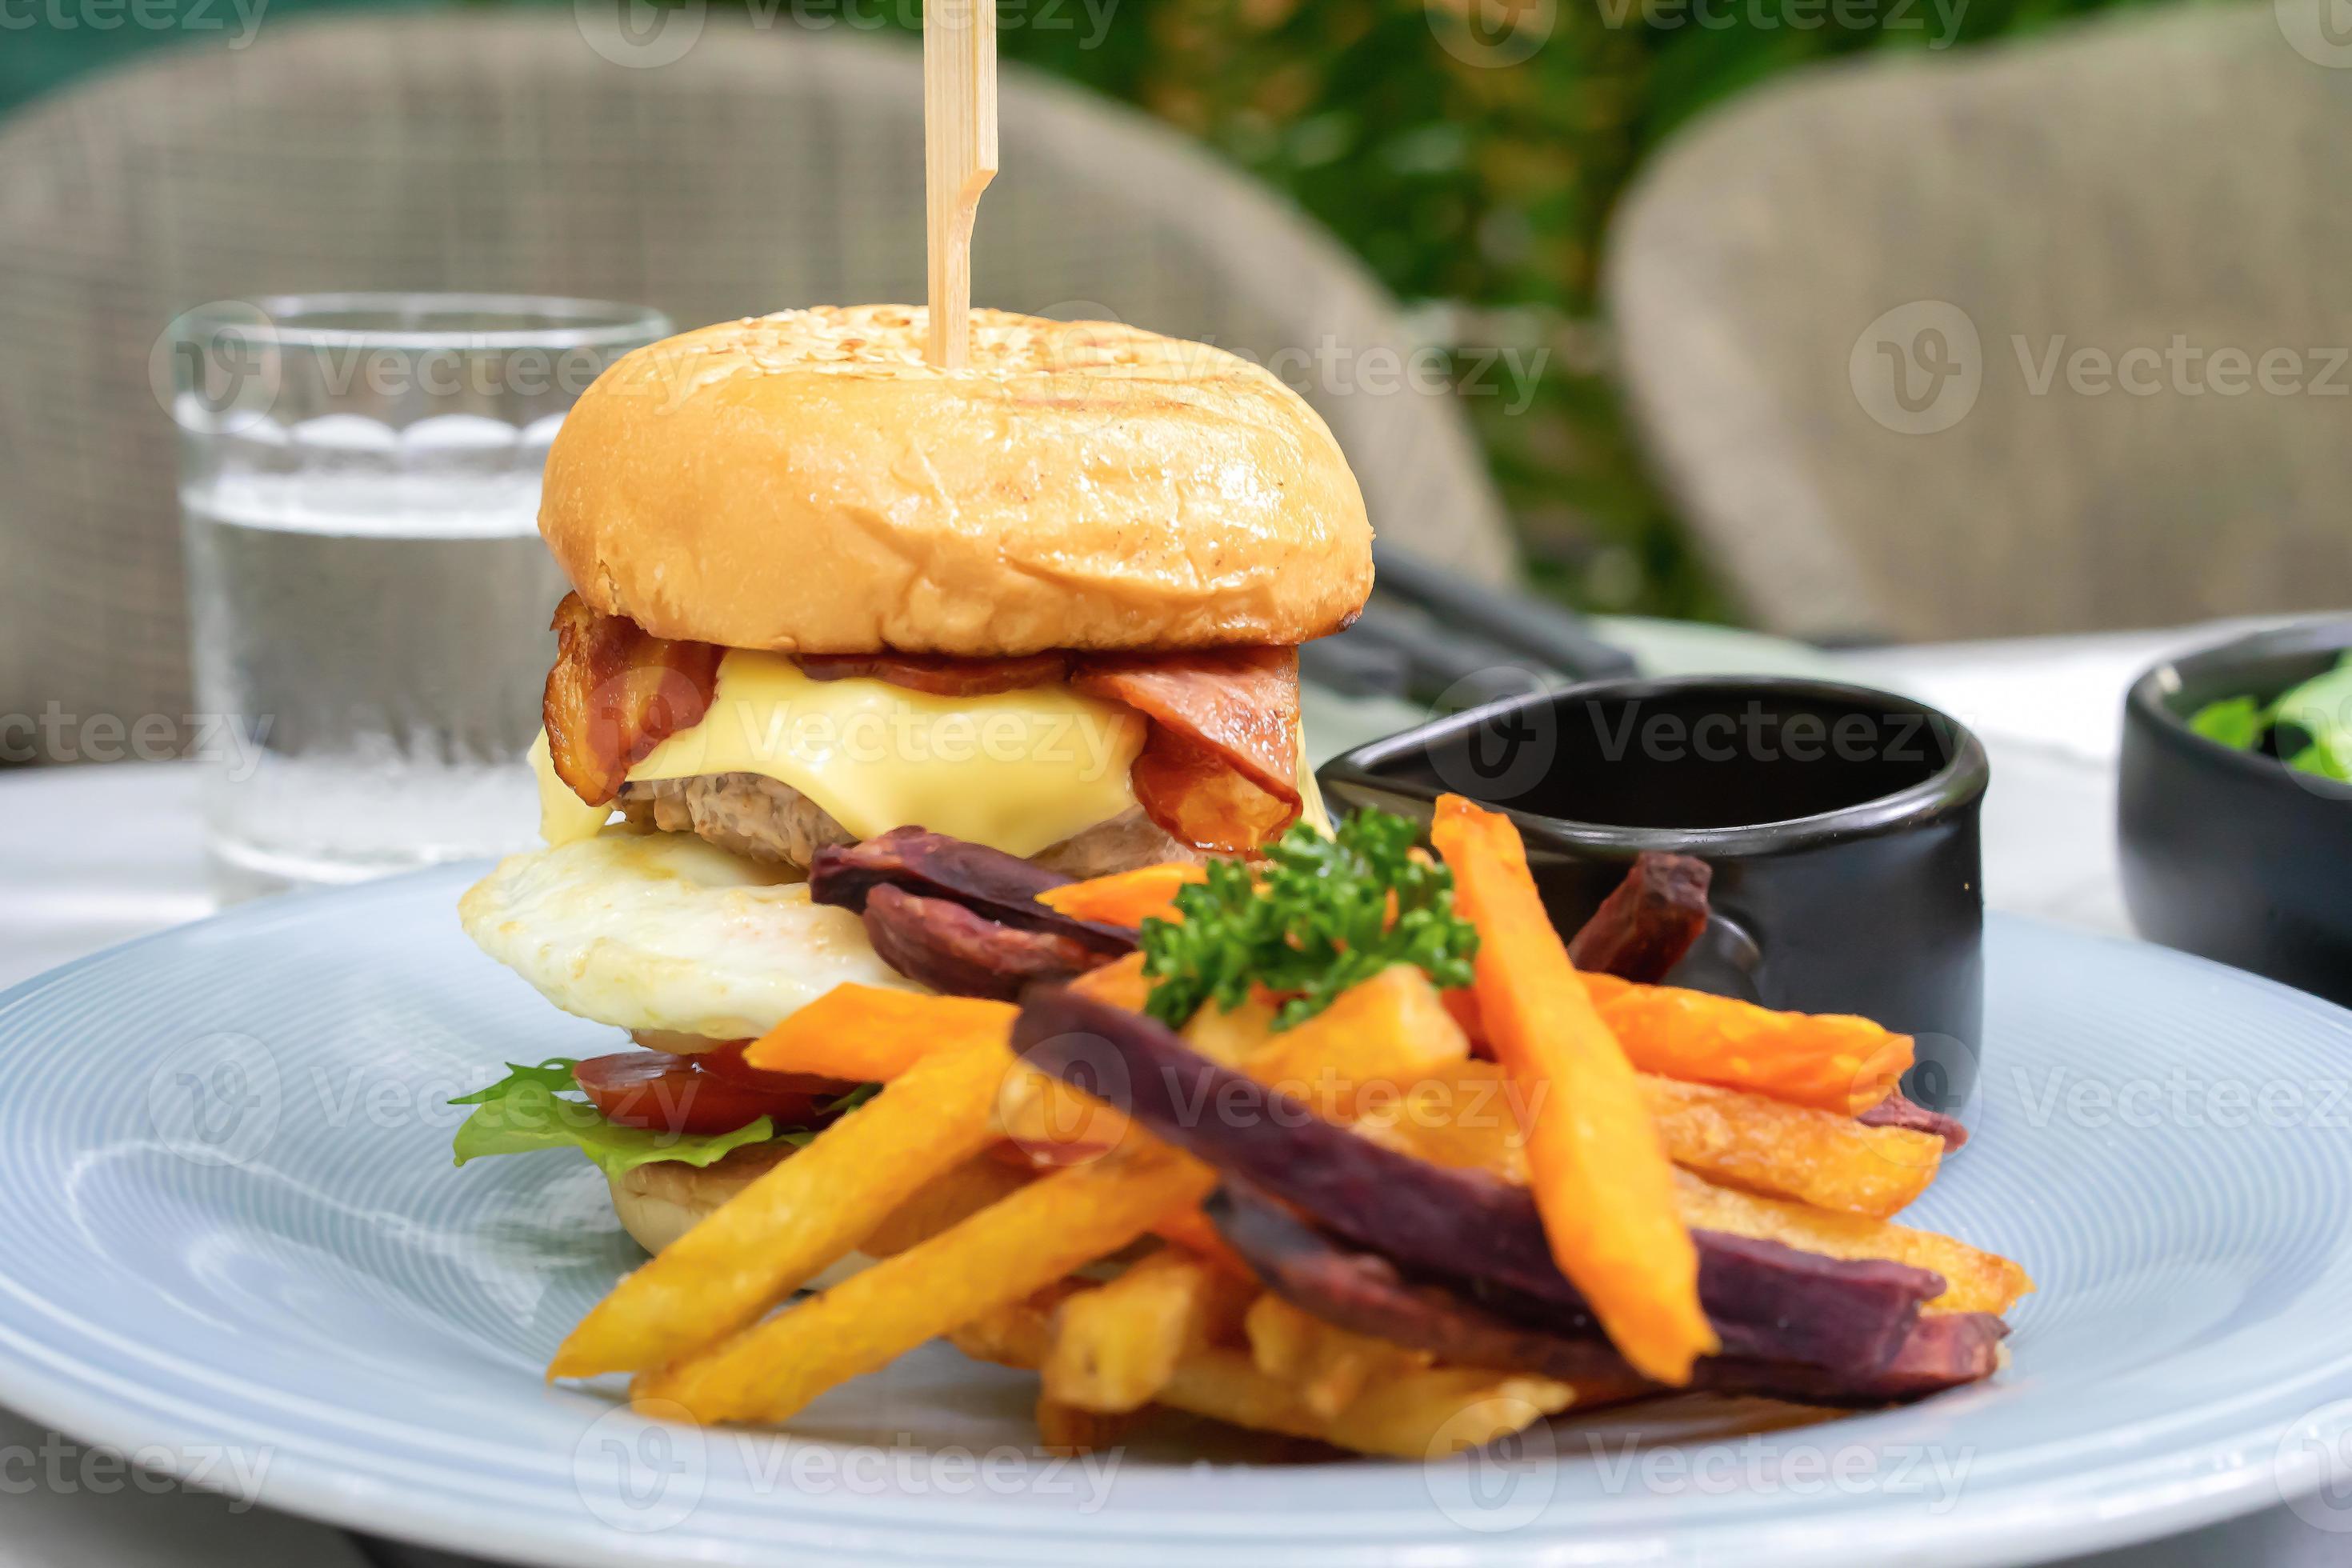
left=2119, top=618, right=2352, bottom=1004
left=1319, top=677, right=1989, bottom=1114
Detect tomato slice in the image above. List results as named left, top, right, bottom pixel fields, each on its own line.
left=573, top=1052, right=829, bottom=1136
left=694, top=1042, right=854, bottom=1106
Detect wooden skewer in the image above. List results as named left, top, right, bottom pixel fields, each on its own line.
left=923, top=0, right=998, bottom=370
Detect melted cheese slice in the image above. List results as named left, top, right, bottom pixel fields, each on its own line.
left=534, top=651, right=1149, bottom=857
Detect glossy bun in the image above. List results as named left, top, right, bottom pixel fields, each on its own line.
left=540, top=306, right=1373, bottom=654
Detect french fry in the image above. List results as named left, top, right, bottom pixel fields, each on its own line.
left=1044, top=1250, right=1218, bottom=1412
left=1070, top=951, right=1154, bottom=1010
left=949, top=1285, right=1076, bottom=1368
left=1243, top=1292, right=1432, bottom=1418
left=550, top=1042, right=1012, bottom=1380
left=1578, top=972, right=1911, bottom=1115
left=1672, top=1171, right=2035, bottom=1316
left=1641, top=1076, right=1942, bottom=1218
left=744, top=986, right=1014, bottom=1080
left=1174, top=966, right=1472, bottom=1122
left=1034, top=1395, right=1146, bottom=1455
left=958, top=1294, right=1579, bottom=1460
left=1431, top=794, right=1717, bottom=1386
left=1034, top=863, right=1206, bottom=927
left=634, top=1145, right=1218, bottom=1424
left=1244, top=964, right=1471, bottom=1090
left=1166, top=1350, right=1577, bottom=1459
left=860, top=1152, right=1034, bottom=1257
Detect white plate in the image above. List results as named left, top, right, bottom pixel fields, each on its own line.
left=0, top=869, right=2349, bottom=1565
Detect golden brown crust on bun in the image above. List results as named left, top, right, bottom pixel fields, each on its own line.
left=540, top=306, right=1374, bottom=655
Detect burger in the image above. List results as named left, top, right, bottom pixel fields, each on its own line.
left=451, top=305, right=1373, bottom=1258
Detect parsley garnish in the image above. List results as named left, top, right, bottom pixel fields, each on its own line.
left=1141, top=809, right=1480, bottom=1030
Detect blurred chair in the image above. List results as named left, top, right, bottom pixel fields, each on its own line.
left=0, top=11, right=1512, bottom=735
left=1605, top=0, right=2352, bottom=644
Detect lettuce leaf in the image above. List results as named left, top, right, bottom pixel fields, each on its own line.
left=2184, top=654, right=2352, bottom=784
left=2271, top=656, right=2352, bottom=782
left=448, top=1058, right=782, bottom=1180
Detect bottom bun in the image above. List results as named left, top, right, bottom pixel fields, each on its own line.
left=606, top=1142, right=874, bottom=1288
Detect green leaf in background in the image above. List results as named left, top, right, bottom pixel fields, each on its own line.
left=448, top=1059, right=779, bottom=1180
left=2271, top=654, right=2352, bottom=782
left=2186, top=694, right=2266, bottom=750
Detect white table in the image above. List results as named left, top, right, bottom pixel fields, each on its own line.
left=0, top=618, right=2330, bottom=1567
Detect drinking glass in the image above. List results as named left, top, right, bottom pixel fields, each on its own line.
left=167, top=294, right=671, bottom=896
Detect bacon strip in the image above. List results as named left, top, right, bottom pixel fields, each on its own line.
left=1071, top=649, right=1302, bottom=854
left=1566, top=853, right=1713, bottom=983
left=542, top=593, right=722, bottom=806
left=795, top=651, right=1070, bottom=697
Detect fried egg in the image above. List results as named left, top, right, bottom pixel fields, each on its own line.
left=458, top=830, right=922, bottom=1040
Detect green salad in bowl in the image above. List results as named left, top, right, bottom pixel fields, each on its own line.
left=2186, top=652, right=2352, bottom=782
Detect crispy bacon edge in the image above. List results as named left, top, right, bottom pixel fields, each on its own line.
left=1070, top=649, right=1304, bottom=855
left=542, top=593, right=723, bottom=806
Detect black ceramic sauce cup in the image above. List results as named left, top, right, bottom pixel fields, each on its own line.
left=1319, top=677, right=1990, bottom=1116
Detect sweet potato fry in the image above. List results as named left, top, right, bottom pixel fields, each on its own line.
left=1566, top=852, right=1712, bottom=982
left=1034, top=863, right=1208, bottom=928
left=1178, top=989, right=1284, bottom=1067
left=1306, top=1054, right=1937, bottom=1219
left=1430, top=794, right=1715, bottom=1385
left=550, top=1042, right=1013, bottom=1379
left=746, top=957, right=1151, bottom=1083
left=1044, top=1250, right=1219, bottom=1413
left=1641, top=1076, right=1943, bottom=1218
left=1245, top=964, right=1472, bottom=1090
left=1671, top=1171, right=2034, bottom=1316
left=743, top=986, right=1014, bottom=1081
left=1578, top=973, right=1911, bottom=1115
left=634, top=1145, right=1218, bottom=1425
